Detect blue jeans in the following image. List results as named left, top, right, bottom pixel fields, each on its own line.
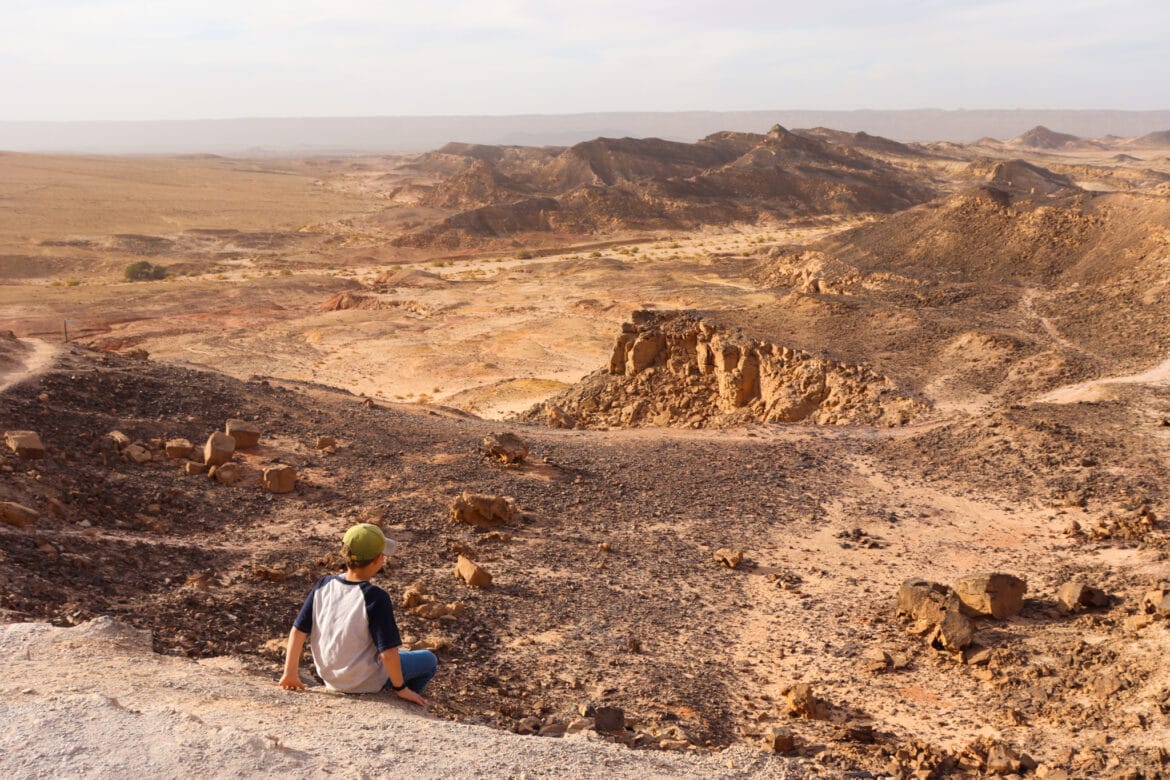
left=389, top=649, right=437, bottom=694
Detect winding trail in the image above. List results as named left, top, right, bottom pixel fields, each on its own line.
left=0, top=338, right=60, bottom=394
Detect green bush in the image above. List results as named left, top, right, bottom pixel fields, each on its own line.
left=124, top=261, right=167, bottom=281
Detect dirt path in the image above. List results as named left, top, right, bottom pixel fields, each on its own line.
left=1038, top=354, right=1170, bottom=404
left=0, top=338, right=60, bottom=393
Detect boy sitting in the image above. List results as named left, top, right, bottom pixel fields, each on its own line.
left=278, top=523, right=436, bottom=706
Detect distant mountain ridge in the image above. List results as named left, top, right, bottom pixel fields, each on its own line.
left=3, top=110, right=1170, bottom=154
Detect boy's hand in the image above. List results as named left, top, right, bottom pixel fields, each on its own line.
left=278, top=674, right=306, bottom=691
left=395, top=687, right=427, bottom=707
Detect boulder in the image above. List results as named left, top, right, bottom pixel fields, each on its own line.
left=455, top=555, right=492, bottom=588
left=184, top=461, right=210, bottom=475
left=4, top=430, right=45, bottom=459
left=204, top=431, right=235, bottom=467
left=450, top=491, right=516, bottom=527
left=210, top=462, right=241, bottom=485
left=165, top=438, right=193, bottom=459
left=931, top=609, right=976, bottom=651
left=481, top=432, right=529, bottom=464
left=107, top=430, right=131, bottom=448
left=763, top=725, right=796, bottom=753
left=1142, top=588, right=1170, bottom=616
left=897, top=579, right=958, bottom=623
left=714, top=548, right=744, bottom=568
left=953, top=573, right=1027, bottom=619
left=262, top=465, right=296, bottom=494
left=863, top=647, right=892, bottom=673
left=593, top=706, right=625, bottom=732
left=0, top=501, right=40, bottom=527
left=1057, top=581, right=1109, bottom=613
left=225, top=419, right=260, bottom=449
left=785, top=684, right=821, bottom=718
left=123, top=443, right=152, bottom=464
left=315, top=435, right=336, bottom=449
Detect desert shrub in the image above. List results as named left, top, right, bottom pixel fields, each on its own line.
left=124, top=261, right=167, bottom=281
left=589, top=251, right=602, bottom=258
left=514, top=249, right=534, bottom=260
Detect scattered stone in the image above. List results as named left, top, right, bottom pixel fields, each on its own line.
left=785, top=684, right=821, bottom=719
left=763, top=725, right=795, bottom=753
left=165, top=438, right=193, bottom=459
left=986, top=743, right=1023, bottom=775
left=953, top=573, right=1027, bottom=619
left=455, top=555, right=492, bottom=588
left=204, top=432, right=235, bottom=467
left=210, top=463, right=241, bottom=485
left=593, top=706, right=625, bottom=732
left=481, top=432, right=529, bottom=464
left=107, top=430, right=131, bottom=448
left=1057, top=581, right=1109, bottom=613
left=411, top=635, right=453, bottom=653
left=315, top=435, right=336, bottom=449
left=401, top=582, right=428, bottom=609
left=714, top=547, right=744, bottom=568
left=225, top=419, right=260, bottom=449
left=1125, top=613, right=1154, bottom=632
left=262, top=465, right=296, bottom=494
left=538, top=721, right=568, bottom=737
left=897, top=579, right=958, bottom=623
left=450, top=491, right=517, bottom=527
left=0, top=501, right=40, bottom=528
left=4, top=430, right=45, bottom=459
left=565, top=717, right=593, bottom=734
left=1142, top=587, right=1170, bottom=616
left=1092, top=674, right=1124, bottom=700
left=123, top=443, right=152, bottom=464
left=251, top=563, right=288, bottom=582
left=930, top=609, right=976, bottom=652
left=843, top=724, right=875, bottom=744
left=963, top=645, right=993, bottom=666
left=863, top=647, right=892, bottom=673
left=184, top=461, right=210, bottom=475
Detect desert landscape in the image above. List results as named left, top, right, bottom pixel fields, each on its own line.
left=3, top=122, right=1170, bottom=778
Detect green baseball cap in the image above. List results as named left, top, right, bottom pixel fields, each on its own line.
left=341, top=523, right=396, bottom=563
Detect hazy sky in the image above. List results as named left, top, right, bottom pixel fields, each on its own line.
left=4, top=0, right=1168, bottom=121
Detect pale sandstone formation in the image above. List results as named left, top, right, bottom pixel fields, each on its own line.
left=480, top=432, right=529, bottom=464
left=204, top=432, right=235, bottom=467
left=262, top=465, right=296, bottom=494
left=165, top=438, right=193, bottom=459
left=210, top=463, right=241, bottom=485
left=0, top=501, right=40, bottom=527
left=450, top=491, right=517, bottom=527
left=953, top=573, right=1027, bottom=619
left=225, top=419, right=260, bottom=449
left=123, top=443, right=152, bottom=464
left=527, top=311, right=924, bottom=429
left=4, top=430, right=45, bottom=459
left=1056, top=581, right=1109, bottom=613
left=455, top=555, right=492, bottom=588
left=714, top=548, right=744, bottom=568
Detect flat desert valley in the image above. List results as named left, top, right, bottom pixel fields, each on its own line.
left=3, top=125, right=1170, bottom=778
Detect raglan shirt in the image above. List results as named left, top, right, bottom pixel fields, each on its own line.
left=293, top=575, right=402, bottom=693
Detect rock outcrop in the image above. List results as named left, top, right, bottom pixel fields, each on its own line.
left=524, top=311, right=924, bottom=429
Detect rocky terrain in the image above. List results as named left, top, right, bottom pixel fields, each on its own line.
left=3, top=124, right=1170, bottom=777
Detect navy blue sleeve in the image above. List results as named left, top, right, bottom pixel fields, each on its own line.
left=293, top=575, right=331, bottom=634
left=362, top=584, right=402, bottom=652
